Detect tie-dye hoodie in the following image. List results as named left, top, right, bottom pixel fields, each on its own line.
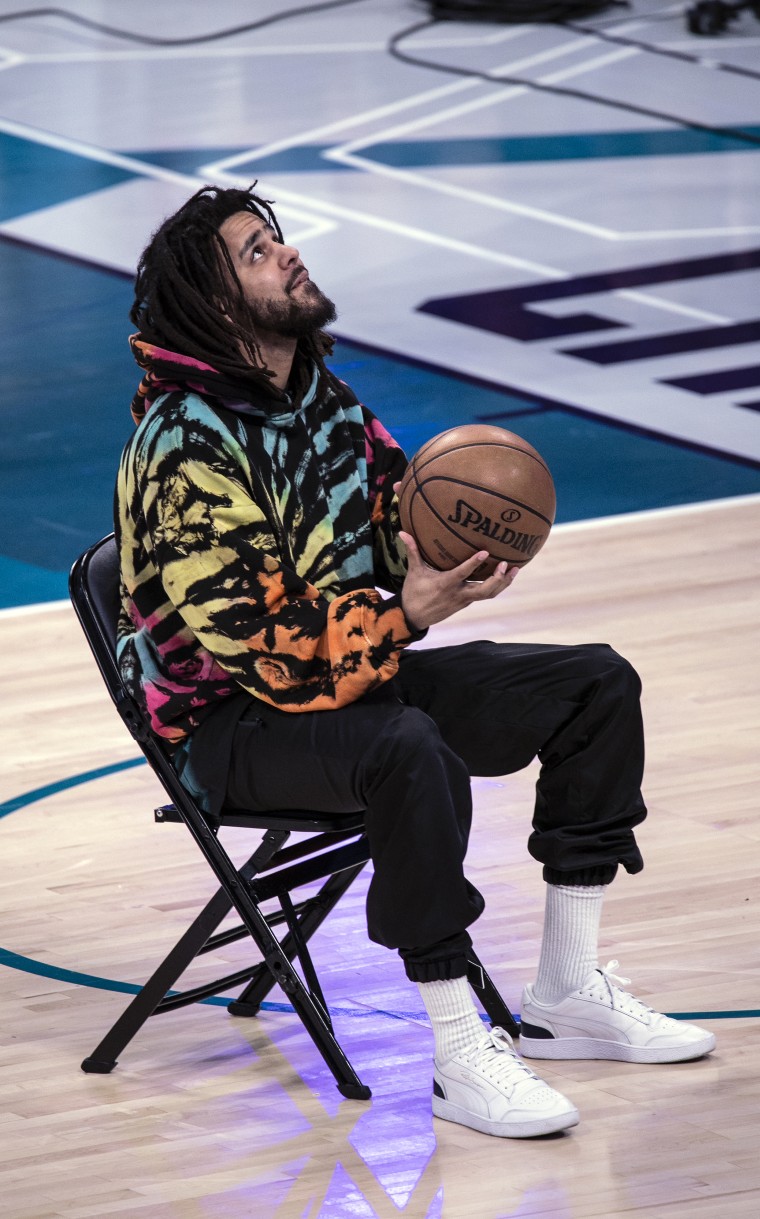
left=115, top=339, right=419, bottom=746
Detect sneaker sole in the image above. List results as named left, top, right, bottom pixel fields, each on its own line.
left=432, top=1094, right=580, bottom=1138
left=519, top=1031, right=716, bottom=1064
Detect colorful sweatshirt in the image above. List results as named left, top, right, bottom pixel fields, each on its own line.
left=115, top=341, right=419, bottom=746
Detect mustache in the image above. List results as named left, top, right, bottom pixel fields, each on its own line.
left=286, top=265, right=309, bottom=293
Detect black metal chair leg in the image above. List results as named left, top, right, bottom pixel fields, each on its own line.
left=467, top=951, right=520, bottom=1038
left=229, top=880, right=372, bottom=1100
left=81, top=886, right=233, bottom=1073
left=228, top=861, right=366, bottom=1018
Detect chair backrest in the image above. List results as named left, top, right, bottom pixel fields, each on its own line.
left=69, top=533, right=148, bottom=742
left=75, top=533, right=121, bottom=650
left=69, top=534, right=363, bottom=834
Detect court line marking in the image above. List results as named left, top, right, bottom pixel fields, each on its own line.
left=0, top=117, right=337, bottom=245
left=197, top=24, right=760, bottom=247
left=209, top=164, right=567, bottom=276
left=326, top=146, right=760, bottom=245
left=551, top=489, right=760, bottom=532
left=204, top=34, right=608, bottom=175
left=316, top=41, right=608, bottom=151
left=2, top=495, right=757, bottom=622
left=1, top=756, right=753, bottom=1023
left=4, top=15, right=759, bottom=258
left=0, top=19, right=531, bottom=66
left=211, top=168, right=750, bottom=332
left=0, top=118, right=755, bottom=475
left=664, top=36, right=760, bottom=50
left=1, top=946, right=754, bottom=1023
left=323, top=40, right=760, bottom=246
left=1, top=108, right=754, bottom=324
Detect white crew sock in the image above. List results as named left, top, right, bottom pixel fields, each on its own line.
left=533, top=883, right=606, bottom=1004
left=417, top=976, right=486, bottom=1063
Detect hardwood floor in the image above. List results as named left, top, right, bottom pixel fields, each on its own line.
left=1, top=495, right=759, bottom=1219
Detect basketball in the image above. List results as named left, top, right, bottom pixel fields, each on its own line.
left=397, top=424, right=556, bottom=578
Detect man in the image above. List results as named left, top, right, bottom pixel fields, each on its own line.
left=115, top=184, right=715, bottom=1140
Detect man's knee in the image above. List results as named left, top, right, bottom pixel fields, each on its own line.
left=361, top=703, right=470, bottom=808
left=580, top=643, right=642, bottom=701
left=369, top=704, right=461, bottom=769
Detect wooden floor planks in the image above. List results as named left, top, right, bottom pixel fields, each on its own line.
left=1, top=496, right=759, bottom=1218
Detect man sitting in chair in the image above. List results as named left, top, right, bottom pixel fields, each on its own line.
left=115, top=184, right=715, bottom=1140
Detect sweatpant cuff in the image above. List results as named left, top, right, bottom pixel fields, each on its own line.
left=403, top=955, right=470, bottom=983
left=543, top=863, right=619, bottom=886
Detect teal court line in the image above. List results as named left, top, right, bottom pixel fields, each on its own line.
left=2, top=760, right=756, bottom=1023
left=131, top=126, right=760, bottom=177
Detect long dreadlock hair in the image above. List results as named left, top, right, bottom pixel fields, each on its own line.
left=130, top=184, right=333, bottom=393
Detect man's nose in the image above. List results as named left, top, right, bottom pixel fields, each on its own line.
left=279, top=242, right=299, bottom=265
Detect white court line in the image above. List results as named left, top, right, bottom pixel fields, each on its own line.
left=324, top=140, right=760, bottom=245
left=209, top=167, right=565, bottom=277
left=2, top=90, right=750, bottom=324
left=1, top=114, right=748, bottom=330
left=319, top=35, right=760, bottom=246
left=0, top=17, right=533, bottom=67
left=0, top=117, right=337, bottom=245
left=207, top=31, right=593, bottom=174
left=0, top=116, right=209, bottom=186
left=553, top=491, right=760, bottom=533
left=618, top=292, right=730, bottom=325
left=0, top=49, right=24, bottom=71
left=322, top=37, right=598, bottom=151
left=331, top=146, right=625, bottom=241
left=0, top=112, right=556, bottom=275
left=4, top=493, right=758, bottom=618
left=206, top=77, right=487, bottom=174
left=0, top=598, right=71, bottom=620
left=204, top=31, right=539, bottom=175
left=0, top=26, right=534, bottom=65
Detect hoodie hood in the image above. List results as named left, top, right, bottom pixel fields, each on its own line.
left=129, top=335, right=321, bottom=429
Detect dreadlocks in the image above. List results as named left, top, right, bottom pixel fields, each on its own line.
left=130, top=184, right=333, bottom=393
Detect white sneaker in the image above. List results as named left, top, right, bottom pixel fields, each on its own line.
left=432, top=1025, right=579, bottom=1138
left=520, top=961, right=717, bottom=1064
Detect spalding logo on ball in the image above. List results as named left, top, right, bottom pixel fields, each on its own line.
left=398, top=424, right=556, bottom=578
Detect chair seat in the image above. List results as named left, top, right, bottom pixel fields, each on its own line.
left=155, top=802, right=367, bottom=834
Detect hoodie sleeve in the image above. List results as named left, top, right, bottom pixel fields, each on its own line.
left=363, top=408, right=413, bottom=595
left=122, top=404, right=420, bottom=714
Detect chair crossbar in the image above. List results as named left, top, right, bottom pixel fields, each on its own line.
left=247, top=837, right=370, bottom=904
left=154, top=965, right=263, bottom=1013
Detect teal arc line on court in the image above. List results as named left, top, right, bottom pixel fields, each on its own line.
left=1, top=759, right=756, bottom=1023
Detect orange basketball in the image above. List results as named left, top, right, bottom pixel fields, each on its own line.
left=397, top=424, right=556, bottom=578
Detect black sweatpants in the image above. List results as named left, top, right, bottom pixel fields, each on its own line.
left=225, top=641, right=647, bottom=982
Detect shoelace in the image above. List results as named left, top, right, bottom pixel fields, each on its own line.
left=593, top=960, right=669, bottom=1025
left=464, top=1027, right=540, bottom=1091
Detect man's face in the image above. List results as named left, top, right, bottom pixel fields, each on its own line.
left=218, top=210, right=336, bottom=338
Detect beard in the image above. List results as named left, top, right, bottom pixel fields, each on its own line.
left=245, top=277, right=337, bottom=339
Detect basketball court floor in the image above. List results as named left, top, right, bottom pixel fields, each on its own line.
left=1, top=2, right=760, bottom=1216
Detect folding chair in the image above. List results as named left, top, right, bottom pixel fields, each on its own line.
left=69, top=533, right=519, bottom=1100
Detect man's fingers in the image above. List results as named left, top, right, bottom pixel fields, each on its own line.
left=448, top=549, right=491, bottom=581
left=398, top=530, right=424, bottom=568
left=465, top=562, right=520, bottom=601
left=400, top=534, right=519, bottom=594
